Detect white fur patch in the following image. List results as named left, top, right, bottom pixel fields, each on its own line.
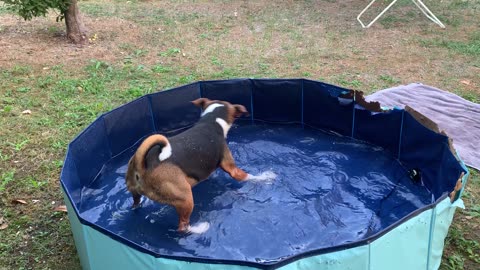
left=201, top=103, right=224, bottom=116
left=215, top=118, right=231, bottom=138
left=158, top=143, right=172, bottom=161
left=188, top=222, right=210, bottom=234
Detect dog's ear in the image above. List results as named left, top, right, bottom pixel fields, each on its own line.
left=191, top=98, right=211, bottom=109
left=233, top=104, right=249, bottom=118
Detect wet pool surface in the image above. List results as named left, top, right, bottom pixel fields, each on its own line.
left=78, top=122, right=433, bottom=264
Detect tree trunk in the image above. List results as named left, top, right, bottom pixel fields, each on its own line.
left=64, top=0, right=87, bottom=44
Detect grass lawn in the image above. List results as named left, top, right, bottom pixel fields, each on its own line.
left=0, top=0, right=479, bottom=269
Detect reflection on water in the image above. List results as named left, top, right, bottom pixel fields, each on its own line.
left=78, top=123, right=432, bottom=263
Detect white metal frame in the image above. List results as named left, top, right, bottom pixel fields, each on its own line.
left=357, top=0, right=446, bottom=28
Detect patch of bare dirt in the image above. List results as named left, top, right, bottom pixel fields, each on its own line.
left=0, top=13, right=158, bottom=70
left=0, top=0, right=477, bottom=93
left=0, top=0, right=477, bottom=91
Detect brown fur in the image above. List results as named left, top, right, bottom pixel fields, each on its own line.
left=125, top=134, right=169, bottom=208
left=125, top=98, right=249, bottom=232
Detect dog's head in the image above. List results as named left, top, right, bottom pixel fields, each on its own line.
left=191, top=98, right=249, bottom=124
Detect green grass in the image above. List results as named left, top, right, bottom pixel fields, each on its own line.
left=159, top=48, right=181, bottom=57
left=0, top=170, right=15, bottom=192
left=420, top=32, right=480, bottom=57
left=379, top=74, right=401, bottom=86
left=460, top=92, right=480, bottom=103
left=80, top=2, right=192, bottom=26
left=376, top=0, right=479, bottom=29
left=380, top=14, right=410, bottom=29
left=441, top=169, right=480, bottom=270
left=333, top=73, right=364, bottom=89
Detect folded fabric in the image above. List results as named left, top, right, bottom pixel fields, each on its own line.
left=366, top=83, right=480, bottom=170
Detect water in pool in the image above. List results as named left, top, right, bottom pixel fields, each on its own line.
left=78, top=122, right=433, bottom=263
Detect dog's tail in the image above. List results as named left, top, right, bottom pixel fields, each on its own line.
left=134, top=134, right=170, bottom=173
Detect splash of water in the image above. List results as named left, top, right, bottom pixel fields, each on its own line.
left=188, top=222, right=210, bottom=234
left=247, top=171, right=277, bottom=183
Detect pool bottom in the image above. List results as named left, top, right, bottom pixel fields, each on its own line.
left=77, top=122, right=433, bottom=264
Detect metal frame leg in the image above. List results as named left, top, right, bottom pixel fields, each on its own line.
left=357, top=0, right=399, bottom=28
left=357, top=0, right=446, bottom=29
left=411, top=0, right=446, bottom=28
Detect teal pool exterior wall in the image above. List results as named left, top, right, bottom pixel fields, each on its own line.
left=62, top=187, right=465, bottom=270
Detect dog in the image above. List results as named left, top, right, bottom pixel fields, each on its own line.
left=125, top=98, right=250, bottom=232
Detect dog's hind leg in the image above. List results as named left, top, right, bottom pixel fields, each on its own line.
left=131, top=191, right=142, bottom=208
left=173, top=192, right=194, bottom=232
left=220, top=147, right=248, bottom=181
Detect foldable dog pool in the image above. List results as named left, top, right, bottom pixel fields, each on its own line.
left=61, top=79, right=468, bottom=270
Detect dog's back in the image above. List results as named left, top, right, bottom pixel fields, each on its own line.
left=149, top=104, right=230, bottom=179
left=145, top=122, right=226, bottom=182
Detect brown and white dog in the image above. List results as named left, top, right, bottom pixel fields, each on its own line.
left=125, top=98, right=250, bottom=232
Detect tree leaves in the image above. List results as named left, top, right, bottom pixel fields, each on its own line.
left=0, top=0, right=70, bottom=21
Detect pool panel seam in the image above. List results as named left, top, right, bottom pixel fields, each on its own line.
left=398, top=110, right=405, bottom=160
left=147, top=95, right=157, bottom=133
left=198, top=81, right=204, bottom=115
left=250, top=79, right=254, bottom=124
left=301, top=79, right=304, bottom=128
left=351, top=90, right=356, bottom=138
left=368, top=242, right=371, bottom=270
left=426, top=206, right=437, bottom=270
left=101, top=116, right=113, bottom=159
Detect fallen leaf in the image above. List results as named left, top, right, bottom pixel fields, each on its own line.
left=32, top=199, right=40, bottom=203
left=13, top=199, right=27, bottom=204
left=21, top=109, right=32, bottom=115
left=54, top=205, right=67, bottom=212
left=0, top=223, right=8, bottom=230
left=460, top=80, right=471, bottom=85
left=465, top=216, right=474, bottom=220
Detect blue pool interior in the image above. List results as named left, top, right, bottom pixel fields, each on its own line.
left=78, top=122, right=433, bottom=264
left=61, top=79, right=466, bottom=267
